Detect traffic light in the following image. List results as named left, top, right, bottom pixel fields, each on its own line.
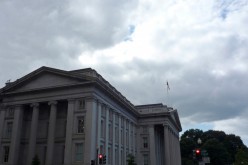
left=195, top=149, right=202, bottom=160
left=99, top=154, right=103, bottom=164
left=91, top=160, right=95, bottom=165
left=103, top=155, right=106, bottom=164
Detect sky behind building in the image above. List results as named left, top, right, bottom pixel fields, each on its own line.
left=0, top=0, right=248, bottom=146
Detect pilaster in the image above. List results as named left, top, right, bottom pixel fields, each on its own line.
left=27, top=103, right=39, bottom=165
left=164, top=125, right=170, bottom=165
left=9, top=105, right=23, bottom=165
left=148, top=125, right=156, bottom=165
left=45, top=101, right=57, bottom=165
left=64, top=99, right=75, bottom=165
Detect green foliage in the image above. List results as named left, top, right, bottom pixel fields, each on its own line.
left=127, top=154, right=136, bottom=165
left=32, top=155, right=40, bottom=165
left=202, top=138, right=230, bottom=165
left=180, top=129, right=247, bottom=165
left=234, top=148, right=248, bottom=165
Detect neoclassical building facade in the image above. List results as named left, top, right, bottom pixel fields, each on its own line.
left=0, top=66, right=182, bottom=165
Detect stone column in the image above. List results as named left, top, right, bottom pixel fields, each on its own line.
left=118, top=114, right=122, bottom=165
left=27, top=103, right=39, bottom=165
left=123, top=118, right=126, bottom=165
left=64, top=99, right=75, bottom=165
left=148, top=125, right=156, bottom=165
left=112, top=111, right=116, bottom=165
left=128, top=121, right=131, bottom=153
left=84, top=98, right=97, bottom=164
left=9, top=105, right=23, bottom=165
left=133, top=125, right=136, bottom=156
left=45, top=101, right=57, bottom=165
left=97, top=101, right=102, bottom=160
left=164, top=125, right=170, bottom=165
left=176, top=135, right=181, bottom=165
left=0, top=105, right=6, bottom=151
left=105, top=106, right=109, bottom=164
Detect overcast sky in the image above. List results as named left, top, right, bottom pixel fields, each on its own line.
left=1, top=0, right=248, bottom=146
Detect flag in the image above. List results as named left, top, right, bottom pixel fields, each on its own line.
left=167, top=81, right=170, bottom=91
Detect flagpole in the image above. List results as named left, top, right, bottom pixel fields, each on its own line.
left=166, top=81, right=170, bottom=107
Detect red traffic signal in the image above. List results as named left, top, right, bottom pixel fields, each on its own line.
left=195, top=149, right=201, bottom=155
left=99, top=154, right=103, bottom=164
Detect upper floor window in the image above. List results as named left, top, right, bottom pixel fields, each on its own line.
left=75, top=143, right=83, bottom=162
left=143, top=137, right=148, bottom=148
left=79, top=100, right=86, bottom=109
left=143, top=126, right=148, bottom=133
left=6, top=122, right=13, bottom=138
left=6, top=107, right=14, bottom=117
left=77, top=117, right=84, bottom=133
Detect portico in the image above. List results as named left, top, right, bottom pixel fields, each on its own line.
left=0, top=66, right=182, bottom=165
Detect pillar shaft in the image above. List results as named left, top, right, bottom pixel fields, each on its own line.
left=64, top=100, right=75, bottom=165
left=27, top=103, right=39, bottom=165
left=45, top=101, right=57, bottom=165
left=9, top=105, right=23, bottom=165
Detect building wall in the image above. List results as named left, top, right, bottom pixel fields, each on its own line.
left=0, top=68, right=182, bottom=165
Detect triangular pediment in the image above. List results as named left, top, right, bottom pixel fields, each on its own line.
left=3, top=67, right=91, bottom=93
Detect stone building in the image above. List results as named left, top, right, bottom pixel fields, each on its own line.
left=0, top=66, right=182, bottom=165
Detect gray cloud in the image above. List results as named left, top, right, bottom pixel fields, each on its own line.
left=1, top=0, right=248, bottom=145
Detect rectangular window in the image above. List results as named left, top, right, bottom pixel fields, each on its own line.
left=143, top=154, right=149, bottom=165
left=75, top=143, right=83, bottom=162
left=3, top=146, right=10, bottom=163
left=143, top=137, right=148, bottom=148
left=101, top=120, right=105, bottom=138
left=7, top=108, right=14, bottom=117
left=143, top=126, right=148, bottom=133
left=115, top=126, right=118, bottom=143
left=77, top=117, right=84, bottom=133
left=79, top=100, right=86, bottom=109
left=109, top=123, right=112, bottom=140
left=121, top=129, right=123, bottom=144
left=6, top=122, right=13, bottom=138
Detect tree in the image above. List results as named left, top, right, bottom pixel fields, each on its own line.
left=202, top=138, right=230, bottom=165
left=127, top=154, right=136, bottom=165
left=234, top=148, right=248, bottom=165
left=180, top=129, right=247, bottom=165
left=32, top=155, right=40, bottom=165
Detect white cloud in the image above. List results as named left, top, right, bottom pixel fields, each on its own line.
left=1, top=0, right=248, bottom=145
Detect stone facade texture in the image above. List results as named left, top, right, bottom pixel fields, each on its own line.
left=0, top=66, right=182, bottom=165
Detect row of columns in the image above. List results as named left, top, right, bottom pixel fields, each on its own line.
left=147, top=124, right=181, bottom=165
left=96, top=102, right=136, bottom=165
left=0, top=101, right=65, bottom=165
left=164, top=125, right=181, bottom=165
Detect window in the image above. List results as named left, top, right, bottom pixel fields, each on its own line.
left=143, top=126, right=148, bottom=133
left=109, top=123, right=112, bottom=140
left=143, top=137, right=148, bottom=148
left=115, top=126, right=118, bottom=143
left=79, top=100, right=86, bottom=109
left=75, top=143, right=83, bottom=161
left=6, top=122, right=12, bottom=138
left=3, top=146, right=9, bottom=163
left=143, top=154, right=149, bottom=165
left=101, top=120, right=105, bottom=138
left=7, top=108, right=14, bottom=117
left=77, top=117, right=84, bottom=133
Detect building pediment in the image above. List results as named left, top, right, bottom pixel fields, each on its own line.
left=1, top=66, right=92, bottom=94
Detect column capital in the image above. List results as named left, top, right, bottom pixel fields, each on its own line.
left=30, top=103, right=39, bottom=108
left=48, top=101, right=58, bottom=106
left=67, top=99, right=76, bottom=104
